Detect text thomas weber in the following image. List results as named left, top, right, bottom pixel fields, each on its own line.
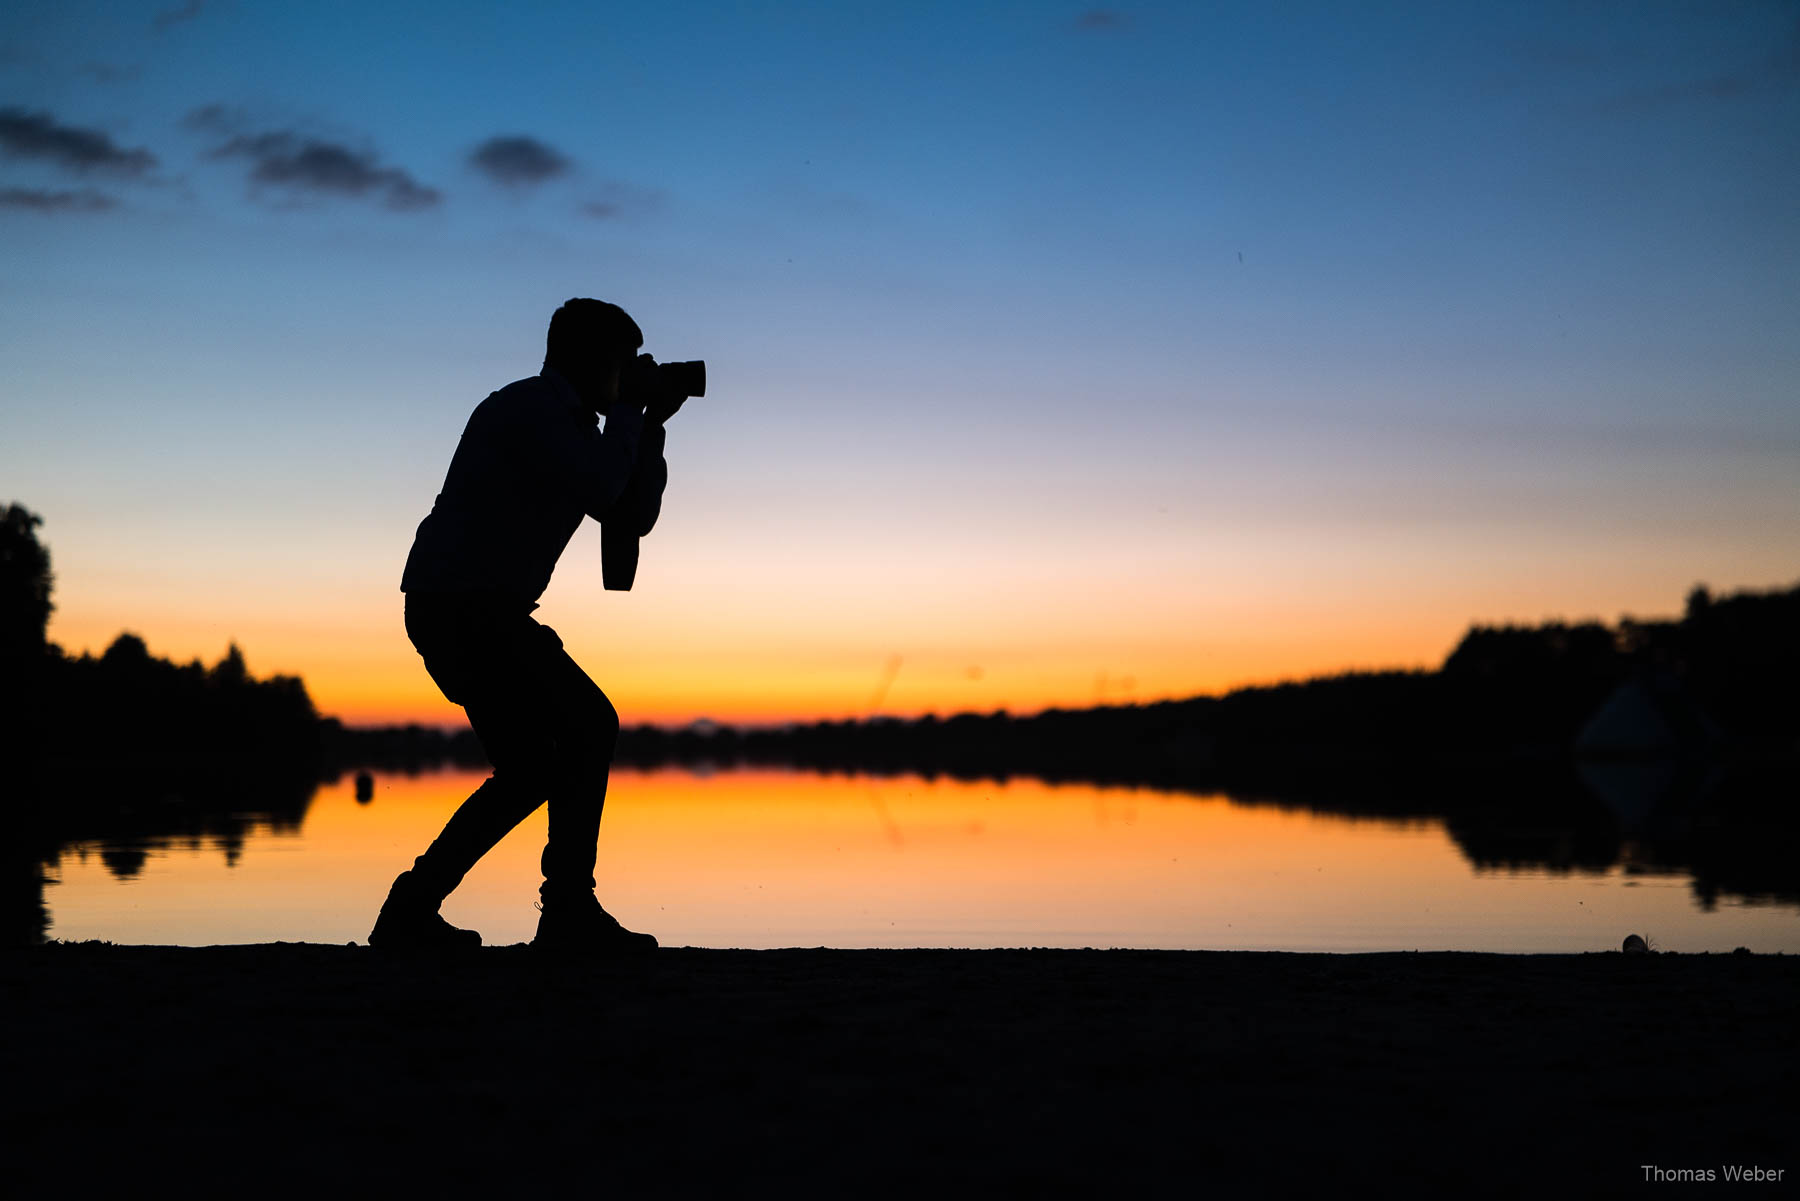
left=1641, top=1165, right=1786, bottom=1184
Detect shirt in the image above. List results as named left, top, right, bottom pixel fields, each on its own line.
left=400, top=366, right=663, bottom=606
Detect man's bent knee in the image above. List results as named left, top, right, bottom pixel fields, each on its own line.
left=487, top=759, right=559, bottom=807
left=594, top=692, right=620, bottom=750
left=568, top=689, right=620, bottom=755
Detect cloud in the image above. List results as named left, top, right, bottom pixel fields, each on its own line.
left=1529, top=16, right=1800, bottom=116
left=1606, top=32, right=1800, bottom=111
left=469, top=135, right=570, bottom=186
left=577, top=179, right=666, bottom=220
left=78, top=61, right=142, bottom=84
left=182, top=103, right=243, bottom=134
left=0, top=107, right=157, bottom=174
left=208, top=129, right=441, bottom=210
left=0, top=186, right=117, bottom=212
left=1074, top=10, right=1128, bottom=31
left=154, top=1, right=206, bottom=32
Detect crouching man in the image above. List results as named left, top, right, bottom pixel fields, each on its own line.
left=370, top=298, right=685, bottom=954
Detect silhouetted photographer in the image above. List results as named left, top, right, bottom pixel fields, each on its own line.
left=371, top=298, right=703, bottom=953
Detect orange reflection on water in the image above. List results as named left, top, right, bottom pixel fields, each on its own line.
left=44, top=767, right=1800, bottom=952
left=433, top=768, right=1461, bottom=948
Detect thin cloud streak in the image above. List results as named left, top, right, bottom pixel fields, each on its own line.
left=1604, top=37, right=1800, bottom=111
left=153, top=0, right=206, bottom=33
left=0, top=186, right=117, bottom=212
left=1074, top=10, right=1128, bottom=32
left=1520, top=17, right=1800, bottom=116
left=578, top=179, right=666, bottom=220
left=78, top=62, right=143, bottom=84
left=0, top=107, right=157, bottom=174
left=182, top=103, right=241, bottom=133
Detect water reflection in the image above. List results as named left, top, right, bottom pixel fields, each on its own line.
left=7, top=767, right=316, bottom=945
left=36, top=766, right=1800, bottom=952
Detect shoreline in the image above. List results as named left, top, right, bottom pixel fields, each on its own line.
left=10, top=944, right=1794, bottom=1196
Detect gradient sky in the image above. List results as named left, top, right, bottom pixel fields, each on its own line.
left=3, top=0, right=1796, bottom=725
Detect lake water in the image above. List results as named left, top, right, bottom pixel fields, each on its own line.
left=43, top=766, right=1800, bottom=952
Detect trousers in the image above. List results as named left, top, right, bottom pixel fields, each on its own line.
left=403, top=592, right=619, bottom=901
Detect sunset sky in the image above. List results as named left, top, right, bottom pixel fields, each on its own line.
left=3, top=0, right=1796, bottom=726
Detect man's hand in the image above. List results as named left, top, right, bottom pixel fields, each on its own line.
left=646, top=392, right=687, bottom=426
left=623, top=354, right=686, bottom=426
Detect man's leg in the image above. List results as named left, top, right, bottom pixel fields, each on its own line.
left=409, top=622, right=574, bottom=903
left=379, top=602, right=650, bottom=952
left=536, top=643, right=619, bottom=895
left=407, top=763, right=550, bottom=902
left=526, top=631, right=655, bottom=953
left=371, top=601, right=556, bottom=948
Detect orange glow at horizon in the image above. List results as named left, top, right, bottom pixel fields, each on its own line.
left=46, top=600, right=1460, bottom=726
left=43, top=515, right=1797, bottom=728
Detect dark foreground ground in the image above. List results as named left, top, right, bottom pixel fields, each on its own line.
left=4, top=945, right=1794, bottom=1197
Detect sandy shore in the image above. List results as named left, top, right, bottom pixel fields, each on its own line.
left=6, top=944, right=1793, bottom=1196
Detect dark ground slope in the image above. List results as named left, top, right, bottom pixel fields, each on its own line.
left=4, top=946, right=1794, bottom=1197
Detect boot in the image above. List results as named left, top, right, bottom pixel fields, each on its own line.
left=368, top=870, right=481, bottom=951
left=532, top=889, right=657, bottom=955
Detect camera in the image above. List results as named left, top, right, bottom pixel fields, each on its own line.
left=657, top=359, right=706, bottom=400
left=628, top=356, right=706, bottom=402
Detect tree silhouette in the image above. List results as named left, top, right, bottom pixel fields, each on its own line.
left=211, top=642, right=249, bottom=686
left=0, top=503, right=54, bottom=660
left=102, top=631, right=151, bottom=667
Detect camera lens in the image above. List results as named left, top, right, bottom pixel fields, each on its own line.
left=662, top=360, right=705, bottom=399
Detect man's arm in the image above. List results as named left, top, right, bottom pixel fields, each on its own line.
left=597, top=374, right=678, bottom=591
left=616, top=356, right=684, bottom=534
left=607, top=423, right=668, bottom=537
left=527, top=395, right=647, bottom=521
left=598, top=417, right=669, bottom=592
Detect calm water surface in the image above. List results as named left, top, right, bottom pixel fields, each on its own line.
left=45, top=767, right=1800, bottom=952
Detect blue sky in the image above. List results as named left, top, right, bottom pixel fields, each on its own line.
left=2, top=0, right=1796, bottom=722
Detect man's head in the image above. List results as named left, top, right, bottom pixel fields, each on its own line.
left=545, top=298, right=643, bottom=412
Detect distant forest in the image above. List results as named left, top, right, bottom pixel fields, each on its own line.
left=335, top=579, right=1800, bottom=790
left=6, top=500, right=1797, bottom=790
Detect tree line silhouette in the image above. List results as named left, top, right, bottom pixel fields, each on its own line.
left=5, top=500, right=1796, bottom=942
left=12, top=499, right=1793, bottom=789
left=3, top=502, right=320, bottom=786
left=325, top=581, right=1800, bottom=785
left=600, top=583, right=1798, bottom=791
